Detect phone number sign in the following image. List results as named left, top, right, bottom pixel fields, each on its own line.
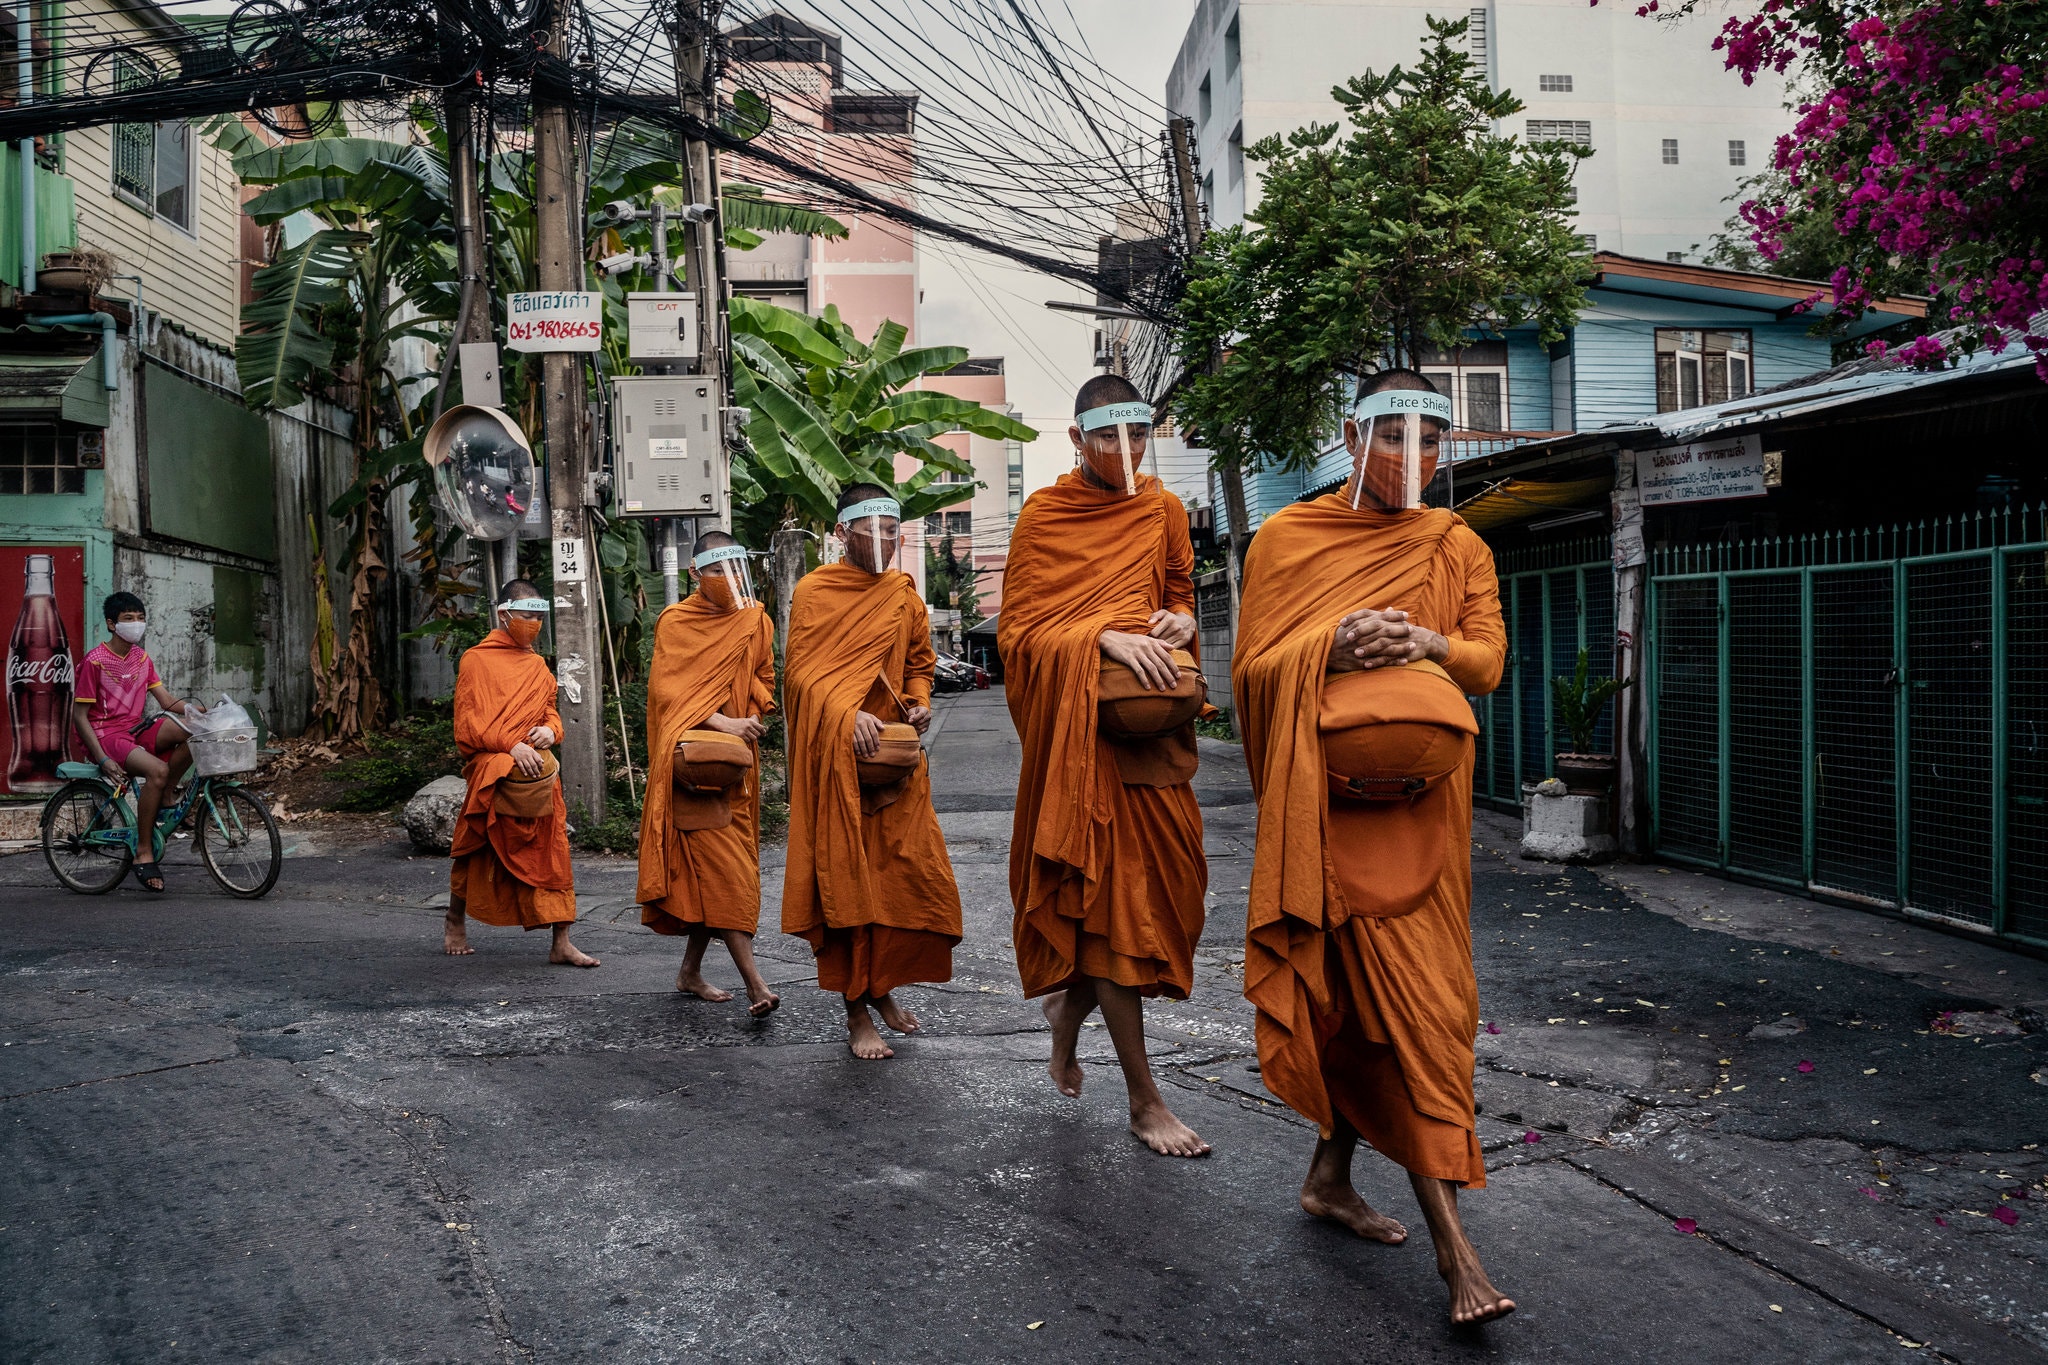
left=506, top=291, right=604, bottom=353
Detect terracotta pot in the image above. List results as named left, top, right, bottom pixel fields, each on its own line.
left=34, top=265, right=91, bottom=295
left=1553, top=752, right=1617, bottom=796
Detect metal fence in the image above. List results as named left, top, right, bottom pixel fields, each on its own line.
left=1473, top=535, right=1614, bottom=809
left=1648, top=504, right=2048, bottom=947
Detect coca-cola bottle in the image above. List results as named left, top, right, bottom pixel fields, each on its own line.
left=7, top=554, right=74, bottom=792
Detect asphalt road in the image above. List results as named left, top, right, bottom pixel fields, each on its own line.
left=3, top=687, right=2045, bottom=1363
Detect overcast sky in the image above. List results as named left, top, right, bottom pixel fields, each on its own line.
left=912, top=1, right=1197, bottom=424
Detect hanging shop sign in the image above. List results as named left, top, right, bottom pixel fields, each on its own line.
left=1636, top=433, right=1768, bottom=506
left=505, top=291, right=604, bottom=353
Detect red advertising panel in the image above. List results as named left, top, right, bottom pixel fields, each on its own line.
left=3, top=544, right=86, bottom=794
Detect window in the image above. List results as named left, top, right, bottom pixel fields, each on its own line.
left=1201, top=171, right=1214, bottom=221
left=1661, top=138, right=1679, bottom=164
left=1578, top=233, right=1598, bottom=250
left=923, top=510, right=972, bottom=536
left=1527, top=119, right=1592, bottom=147
left=0, top=425, right=87, bottom=495
left=1223, top=17, right=1240, bottom=77
left=1561, top=184, right=1578, bottom=206
left=1227, top=122, right=1244, bottom=187
left=1468, top=8, right=1489, bottom=73
left=1656, top=329, right=1752, bottom=412
left=1539, top=74, right=1573, bottom=92
left=1728, top=139, right=1747, bottom=166
left=113, top=85, right=195, bottom=232
left=1006, top=439, right=1024, bottom=519
left=1666, top=251, right=1685, bottom=263
left=1198, top=73, right=1212, bottom=126
left=1415, top=343, right=1509, bottom=433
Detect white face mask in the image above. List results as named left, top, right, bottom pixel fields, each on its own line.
left=113, top=621, right=147, bottom=644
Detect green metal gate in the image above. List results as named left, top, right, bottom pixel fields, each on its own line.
left=1648, top=504, right=2048, bottom=946
left=1474, top=536, right=1613, bottom=809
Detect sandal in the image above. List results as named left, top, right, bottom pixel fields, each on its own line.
left=133, top=861, right=165, bottom=893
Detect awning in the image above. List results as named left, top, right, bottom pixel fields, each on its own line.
left=965, top=612, right=998, bottom=637
left=1454, top=475, right=1613, bottom=533
left=0, top=349, right=111, bottom=427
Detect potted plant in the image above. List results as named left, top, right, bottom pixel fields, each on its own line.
left=36, top=245, right=116, bottom=298
left=1550, top=648, right=1631, bottom=795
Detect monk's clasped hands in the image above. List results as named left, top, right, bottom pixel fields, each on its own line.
left=1100, top=628, right=1181, bottom=691
left=527, top=724, right=555, bottom=750
left=1146, top=609, right=1197, bottom=650
left=1329, top=608, right=1450, bottom=673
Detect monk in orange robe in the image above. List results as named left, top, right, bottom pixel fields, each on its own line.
left=782, top=484, right=964, bottom=1059
left=1000, top=374, right=1211, bottom=1157
left=1233, top=371, right=1512, bottom=1324
left=444, top=580, right=598, bottom=967
left=637, top=531, right=780, bottom=1015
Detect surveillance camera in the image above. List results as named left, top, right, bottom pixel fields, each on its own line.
left=598, top=250, right=644, bottom=277
left=600, top=199, right=640, bottom=225
left=675, top=203, right=717, bottom=224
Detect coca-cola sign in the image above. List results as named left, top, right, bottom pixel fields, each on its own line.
left=3, top=545, right=84, bottom=795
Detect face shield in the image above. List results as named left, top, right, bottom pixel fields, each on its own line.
left=496, top=595, right=550, bottom=648
left=1345, top=388, right=1453, bottom=512
left=692, top=544, right=757, bottom=613
left=1075, top=400, right=1153, bottom=495
left=837, top=496, right=903, bottom=575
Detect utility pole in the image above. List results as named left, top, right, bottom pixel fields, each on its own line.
left=533, top=0, right=606, bottom=821
left=1168, top=116, right=1247, bottom=733
left=666, top=0, right=728, bottom=525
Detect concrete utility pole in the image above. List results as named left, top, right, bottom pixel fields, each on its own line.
left=1168, top=115, right=1247, bottom=733
left=533, top=1, right=607, bottom=821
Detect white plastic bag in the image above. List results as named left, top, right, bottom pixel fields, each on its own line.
left=184, top=693, right=258, bottom=776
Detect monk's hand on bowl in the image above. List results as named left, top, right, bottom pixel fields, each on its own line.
left=852, top=710, right=884, bottom=757
left=1145, top=609, right=1197, bottom=649
left=1330, top=608, right=1405, bottom=671
left=1101, top=629, right=1179, bottom=691
left=905, top=703, right=932, bottom=734
left=706, top=712, right=766, bottom=742
left=527, top=725, right=555, bottom=750
left=509, top=741, right=543, bottom=778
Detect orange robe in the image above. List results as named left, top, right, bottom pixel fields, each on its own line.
left=780, top=563, right=963, bottom=998
left=1233, top=499, right=1506, bottom=1186
left=998, top=472, right=1208, bottom=999
left=637, top=595, right=777, bottom=935
left=449, top=630, right=576, bottom=929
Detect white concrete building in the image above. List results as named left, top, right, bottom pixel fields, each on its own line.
left=1167, top=0, right=1792, bottom=261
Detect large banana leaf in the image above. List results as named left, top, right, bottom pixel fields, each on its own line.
left=722, top=187, right=849, bottom=241
left=236, top=228, right=368, bottom=410
left=881, top=391, right=1037, bottom=441
left=729, top=296, right=849, bottom=368
left=845, top=344, right=970, bottom=416
left=233, top=136, right=419, bottom=185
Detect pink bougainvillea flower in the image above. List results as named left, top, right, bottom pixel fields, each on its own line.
left=1485, top=1022, right=1502, bottom=1035
left=1935, top=1216, right=1949, bottom=1227
left=1673, top=1218, right=1698, bottom=1235
left=1797, top=1060, right=1815, bottom=1073
left=1522, top=1130, right=1543, bottom=1145
left=1859, top=1187, right=1883, bottom=1200
left=1993, top=1206, right=2020, bottom=1227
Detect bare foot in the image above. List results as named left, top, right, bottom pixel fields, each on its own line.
left=1130, top=1101, right=1211, bottom=1157
left=745, top=982, right=781, bottom=1017
left=676, top=964, right=734, bottom=1001
left=1300, top=1180, right=1408, bottom=1244
left=1441, top=1255, right=1516, bottom=1326
left=1041, top=991, right=1085, bottom=1097
left=847, top=1008, right=894, bottom=1060
left=443, top=911, right=474, bottom=957
left=550, top=939, right=601, bottom=968
left=872, top=993, right=920, bottom=1035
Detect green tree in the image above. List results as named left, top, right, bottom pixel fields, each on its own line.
left=1174, top=15, right=1589, bottom=477
left=727, top=297, right=1035, bottom=542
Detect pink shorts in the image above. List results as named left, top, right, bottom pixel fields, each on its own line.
left=97, top=716, right=177, bottom=768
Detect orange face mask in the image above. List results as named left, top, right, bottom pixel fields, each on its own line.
left=503, top=616, right=543, bottom=648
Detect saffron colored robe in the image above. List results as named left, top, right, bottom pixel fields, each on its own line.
left=780, top=563, right=963, bottom=998
left=449, top=630, right=576, bottom=929
left=998, top=472, right=1208, bottom=999
left=1233, top=499, right=1505, bottom=1186
left=637, top=595, right=777, bottom=935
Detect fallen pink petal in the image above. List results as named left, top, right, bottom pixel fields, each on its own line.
left=1796, top=1060, right=1815, bottom=1073
left=1993, top=1206, right=2020, bottom=1227
left=1935, top=1217, right=1949, bottom=1227
left=1485, top=1022, right=1502, bottom=1035
left=1859, top=1187, right=1882, bottom=1200
left=1673, top=1218, right=1698, bottom=1235
left=1522, top=1130, right=1543, bottom=1145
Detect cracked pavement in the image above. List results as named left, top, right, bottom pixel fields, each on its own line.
left=3, top=687, right=2045, bottom=1362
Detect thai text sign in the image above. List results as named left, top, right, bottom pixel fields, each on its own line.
left=505, top=292, right=604, bottom=352
left=1637, top=433, right=1767, bottom=506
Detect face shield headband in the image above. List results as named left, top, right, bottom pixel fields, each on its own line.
left=1077, top=400, right=1153, bottom=495
left=692, top=544, right=758, bottom=611
left=838, top=497, right=903, bottom=574
left=1349, top=389, right=1453, bottom=511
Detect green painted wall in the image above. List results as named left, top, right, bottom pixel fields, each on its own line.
left=0, top=150, right=78, bottom=289
left=210, top=563, right=264, bottom=690
left=143, top=366, right=277, bottom=561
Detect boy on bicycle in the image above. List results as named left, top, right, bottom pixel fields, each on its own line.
left=71, top=591, right=205, bottom=893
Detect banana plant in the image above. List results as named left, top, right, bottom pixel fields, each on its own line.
left=727, top=296, right=1038, bottom=547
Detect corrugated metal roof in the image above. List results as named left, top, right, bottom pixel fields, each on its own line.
left=0, top=349, right=110, bottom=427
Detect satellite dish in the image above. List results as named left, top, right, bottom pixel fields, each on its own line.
left=424, top=404, right=536, bottom=542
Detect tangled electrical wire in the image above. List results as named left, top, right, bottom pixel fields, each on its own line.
left=4, top=0, right=1193, bottom=398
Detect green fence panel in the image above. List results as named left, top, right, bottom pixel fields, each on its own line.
left=1809, top=565, right=1899, bottom=903
left=2007, top=547, right=2048, bottom=942
left=1652, top=576, right=1722, bottom=862
left=1727, top=572, right=1804, bottom=883
left=1905, top=556, right=1998, bottom=926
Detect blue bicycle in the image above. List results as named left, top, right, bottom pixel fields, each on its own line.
left=40, top=762, right=282, bottom=898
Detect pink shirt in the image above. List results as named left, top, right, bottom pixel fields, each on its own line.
left=77, top=642, right=160, bottom=740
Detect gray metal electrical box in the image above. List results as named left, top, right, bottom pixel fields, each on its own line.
left=610, top=376, right=726, bottom=517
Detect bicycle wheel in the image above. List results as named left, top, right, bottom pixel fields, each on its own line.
left=42, top=780, right=135, bottom=895
left=197, top=784, right=282, bottom=898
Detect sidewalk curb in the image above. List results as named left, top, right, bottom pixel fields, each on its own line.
left=1564, top=1146, right=2045, bottom=1364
